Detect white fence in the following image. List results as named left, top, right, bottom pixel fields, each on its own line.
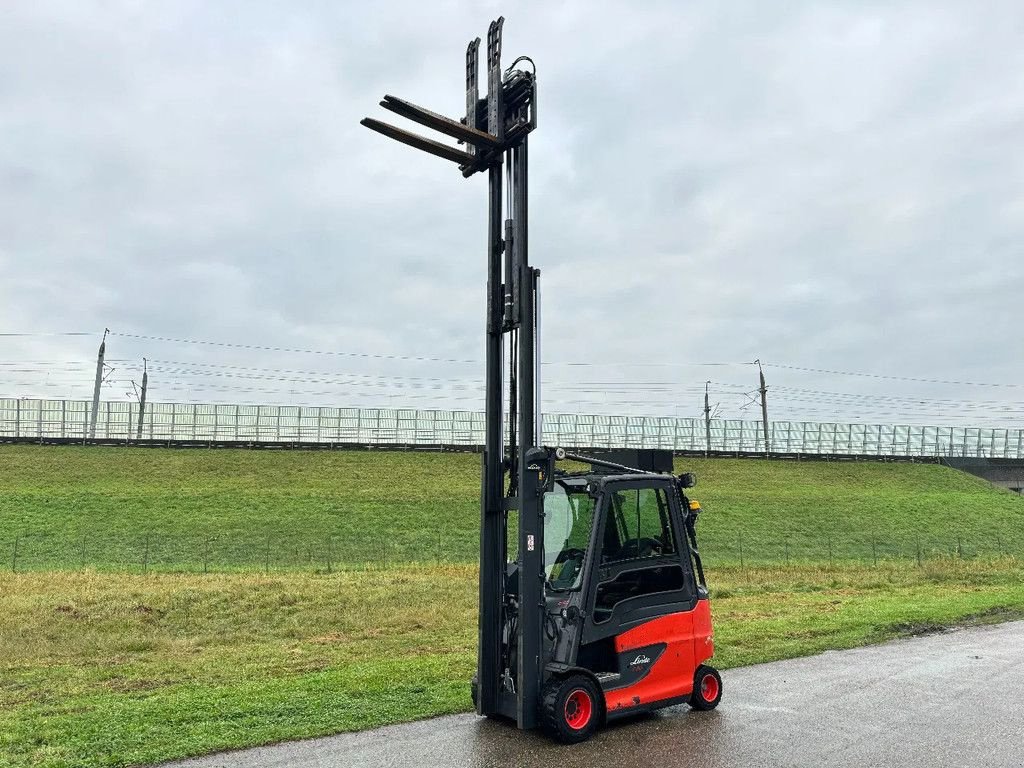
left=2, top=397, right=1023, bottom=458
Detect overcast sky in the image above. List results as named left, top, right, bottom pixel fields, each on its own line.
left=1, top=1, right=1022, bottom=426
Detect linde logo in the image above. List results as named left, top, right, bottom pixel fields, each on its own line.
left=629, top=654, right=651, bottom=667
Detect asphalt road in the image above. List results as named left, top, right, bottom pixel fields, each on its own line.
left=164, top=621, right=1024, bottom=768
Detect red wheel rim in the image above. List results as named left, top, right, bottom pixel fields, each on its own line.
left=700, top=673, right=720, bottom=702
left=564, top=689, right=593, bottom=730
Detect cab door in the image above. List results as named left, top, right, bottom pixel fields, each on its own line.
left=581, top=478, right=700, bottom=713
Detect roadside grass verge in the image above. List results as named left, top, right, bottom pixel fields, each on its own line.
left=2, top=559, right=1024, bottom=767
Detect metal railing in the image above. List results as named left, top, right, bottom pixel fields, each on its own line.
left=2, top=397, right=1023, bottom=458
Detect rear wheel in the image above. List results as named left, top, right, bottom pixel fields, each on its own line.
left=689, top=665, right=722, bottom=711
left=541, top=674, right=601, bottom=743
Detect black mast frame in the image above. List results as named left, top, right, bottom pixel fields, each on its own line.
left=361, top=17, right=542, bottom=728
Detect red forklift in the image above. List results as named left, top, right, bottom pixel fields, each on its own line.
left=361, top=17, right=720, bottom=743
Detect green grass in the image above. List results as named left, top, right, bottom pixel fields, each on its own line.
left=2, top=562, right=1023, bottom=768
left=0, top=446, right=482, bottom=570
left=1, top=445, right=1023, bottom=570
left=3, top=445, right=1024, bottom=766
left=687, top=457, right=1024, bottom=563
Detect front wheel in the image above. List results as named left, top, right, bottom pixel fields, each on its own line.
left=541, top=674, right=602, bottom=743
left=689, top=664, right=722, bottom=710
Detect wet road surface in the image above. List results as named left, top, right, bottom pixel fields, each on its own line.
left=164, top=620, right=1024, bottom=768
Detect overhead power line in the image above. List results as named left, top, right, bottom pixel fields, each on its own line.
left=0, top=332, right=95, bottom=338
left=109, top=331, right=752, bottom=369
left=146, top=357, right=754, bottom=384
left=144, top=360, right=751, bottom=395
left=2, top=331, right=1020, bottom=387
left=109, top=332, right=479, bottom=364
left=769, top=363, right=1023, bottom=389
left=6, top=331, right=1024, bottom=425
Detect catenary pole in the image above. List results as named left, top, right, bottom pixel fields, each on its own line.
left=757, top=359, right=770, bottom=455
left=89, top=329, right=109, bottom=439
left=136, top=358, right=148, bottom=440
left=704, top=380, right=712, bottom=456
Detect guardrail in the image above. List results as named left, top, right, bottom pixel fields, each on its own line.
left=2, top=397, right=1022, bottom=458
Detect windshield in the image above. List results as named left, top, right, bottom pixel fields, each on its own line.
left=543, top=481, right=596, bottom=591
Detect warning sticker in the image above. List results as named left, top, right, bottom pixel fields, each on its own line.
left=526, top=534, right=535, bottom=551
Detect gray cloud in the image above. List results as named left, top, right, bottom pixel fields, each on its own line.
left=1, top=1, right=1022, bottom=426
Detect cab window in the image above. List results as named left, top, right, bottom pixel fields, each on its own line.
left=600, top=486, right=675, bottom=564
left=543, top=481, right=596, bottom=590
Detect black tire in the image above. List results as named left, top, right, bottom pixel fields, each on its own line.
left=541, top=674, right=602, bottom=744
left=689, top=665, right=722, bottom=711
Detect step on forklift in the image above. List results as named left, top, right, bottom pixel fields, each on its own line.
left=361, top=17, right=720, bottom=743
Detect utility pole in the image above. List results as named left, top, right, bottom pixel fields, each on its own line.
left=89, top=329, right=109, bottom=439
left=136, top=358, right=148, bottom=440
left=704, top=380, right=712, bottom=456
left=756, top=359, right=770, bottom=456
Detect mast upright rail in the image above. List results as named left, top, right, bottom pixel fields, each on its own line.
left=360, top=16, right=540, bottom=726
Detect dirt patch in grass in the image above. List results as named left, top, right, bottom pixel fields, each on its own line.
left=881, top=605, right=1024, bottom=640
left=885, top=621, right=953, bottom=638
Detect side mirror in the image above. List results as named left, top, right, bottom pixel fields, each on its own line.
left=678, top=472, right=697, bottom=489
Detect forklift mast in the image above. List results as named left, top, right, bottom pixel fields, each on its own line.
left=362, top=21, right=720, bottom=742
left=360, top=18, right=543, bottom=727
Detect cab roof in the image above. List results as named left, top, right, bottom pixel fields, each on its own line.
left=554, top=471, right=676, bottom=492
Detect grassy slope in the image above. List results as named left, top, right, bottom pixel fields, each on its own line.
left=1, top=445, right=1023, bottom=569
left=3, top=445, right=1024, bottom=766
left=2, top=563, right=1024, bottom=768
left=0, top=447, right=483, bottom=568
left=689, top=457, right=1024, bottom=562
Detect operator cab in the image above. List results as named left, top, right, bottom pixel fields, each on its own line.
left=531, top=451, right=719, bottom=742
left=544, top=473, right=690, bottom=614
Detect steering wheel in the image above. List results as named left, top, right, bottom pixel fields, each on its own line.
left=549, top=547, right=586, bottom=588
left=620, top=537, right=663, bottom=559
left=638, top=537, right=664, bottom=556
